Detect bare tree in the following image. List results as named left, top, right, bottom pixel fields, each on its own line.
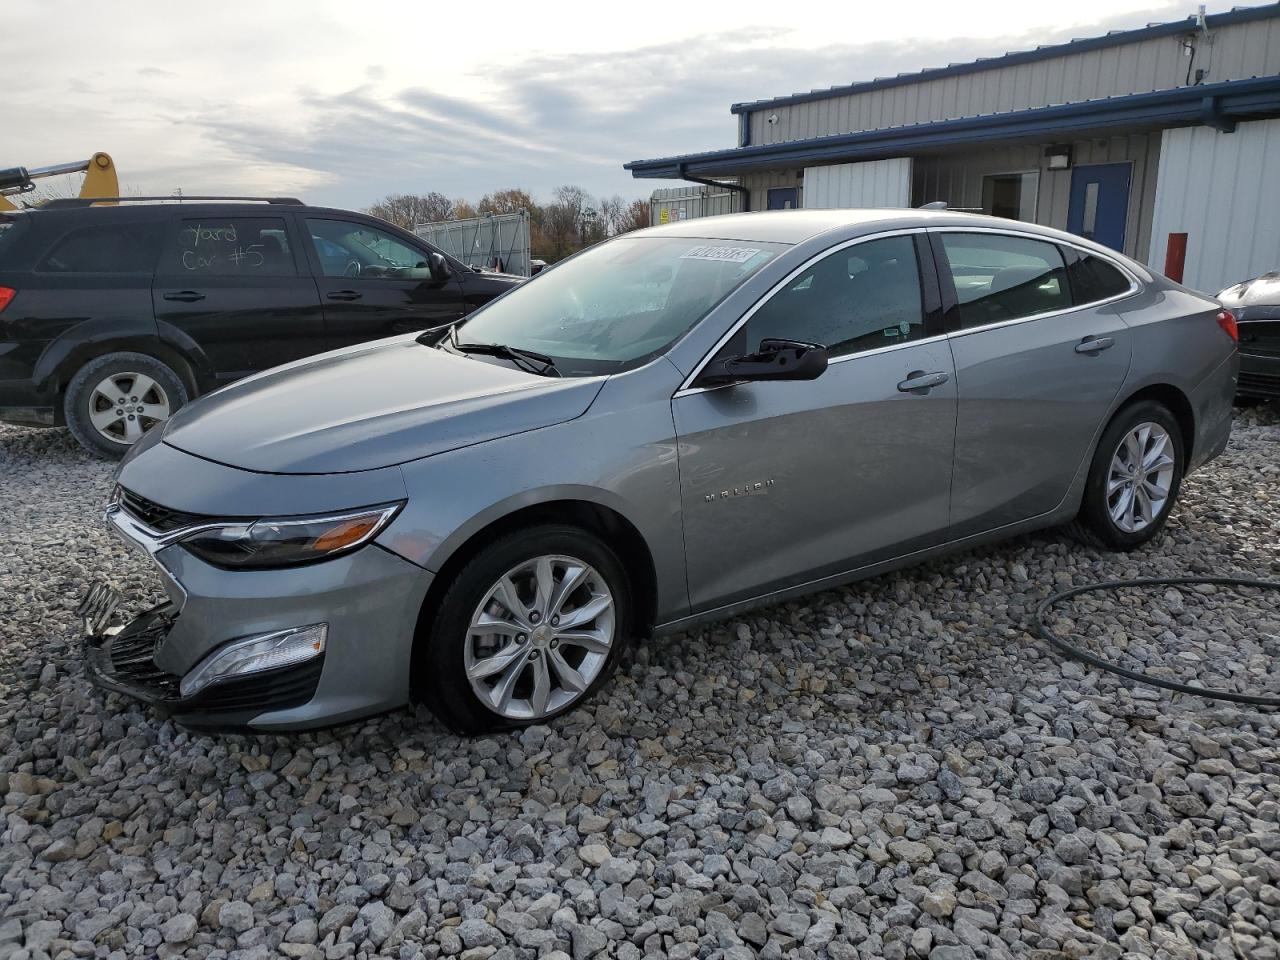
left=617, top=198, right=650, bottom=234
left=478, top=188, right=536, bottom=216
left=366, top=192, right=454, bottom=229
left=597, top=195, right=626, bottom=236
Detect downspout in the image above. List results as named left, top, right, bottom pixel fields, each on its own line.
left=678, top=163, right=751, bottom=213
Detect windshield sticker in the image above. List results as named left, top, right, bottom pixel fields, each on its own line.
left=681, top=245, right=762, bottom=264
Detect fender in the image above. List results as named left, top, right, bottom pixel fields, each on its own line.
left=408, top=482, right=656, bottom=576
left=35, top=318, right=216, bottom=400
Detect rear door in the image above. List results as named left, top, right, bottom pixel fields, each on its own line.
left=302, top=217, right=467, bottom=349
left=931, top=229, right=1134, bottom=538
left=152, top=214, right=324, bottom=382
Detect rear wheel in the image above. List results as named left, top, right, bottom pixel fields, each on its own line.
left=1071, top=399, right=1184, bottom=550
left=418, top=524, right=631, bottom=734
left=64, top=352, right=188, bottom=459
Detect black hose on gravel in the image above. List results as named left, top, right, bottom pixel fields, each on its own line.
left=1035, top=576, right=1280, bottom=707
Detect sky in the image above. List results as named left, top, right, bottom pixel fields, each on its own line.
left=4, top=0, right=1253, bottom=211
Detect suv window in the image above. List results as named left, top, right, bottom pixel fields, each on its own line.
left=940, top=233, right=1070, bottom=328
left=37, top=222, right=161, bottom=274
left=307, top=219, right=433, bottom=280
left=161, top=217, right=297, bottom=277
left=740, top=235, right=925, bottom=358
left=0, top=215, right=28, bottom=264
left=1063, top=248, right=1132, bottom=304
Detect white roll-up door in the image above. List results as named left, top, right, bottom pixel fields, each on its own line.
left=802, top=159, right=913, bottom=209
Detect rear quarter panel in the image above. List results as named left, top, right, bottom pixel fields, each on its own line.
left=1115, top=279, right=1237, bottom=466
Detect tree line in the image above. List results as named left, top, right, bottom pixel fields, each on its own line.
left=366, top=187, right=650, bottom=263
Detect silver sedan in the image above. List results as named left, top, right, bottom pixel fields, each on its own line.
left=87, top=209, right=1239, bottom=733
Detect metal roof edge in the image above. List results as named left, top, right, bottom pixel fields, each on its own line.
left=727, top=4, right=1280, bottom=116
left=624, top=74, right=1280, bottom=177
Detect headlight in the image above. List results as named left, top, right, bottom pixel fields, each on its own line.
left=179, top=503, right=402, bottom=569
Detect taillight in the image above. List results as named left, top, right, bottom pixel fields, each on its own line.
left=1216, top=308, right=1238, bottom=343
left=0, top=287, right=14, bottom=314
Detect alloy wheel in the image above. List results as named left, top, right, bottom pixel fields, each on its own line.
left=1107, top=421, right=1176, bottom=534
left=88, top=372, right=171, bottom=444
left=464, top=554, right=615, bottom=720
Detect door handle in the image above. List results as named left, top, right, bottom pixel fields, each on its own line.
left=326, top=290, right=363, bottom=302
left=162, top=291, right=205, bottom=303
left=1075, top=336, right=1115, bottom=354
left=897, top=370, right=949, bottom=393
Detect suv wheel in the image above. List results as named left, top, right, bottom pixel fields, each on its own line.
left=419, top=524, right=631, bottom=734
left=1071, top=399, right=1185, bottom=550
left=64, top=352, right=188, bottom=459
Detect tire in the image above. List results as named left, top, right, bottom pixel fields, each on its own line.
left=419, top=524, right=632, bottom=735
left=1070, top=399, right=1185, bottom=551
left=64, top=352, right=188, bottom=459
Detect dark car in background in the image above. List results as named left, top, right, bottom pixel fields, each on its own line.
left=0, top=198, right=522, bottom=456
left=1219, top=272, right=1280, bottom=402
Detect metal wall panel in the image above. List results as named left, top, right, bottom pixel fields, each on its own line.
left=1148, top=118, right=1280, bottom=293
left=748, top=19, right=1280, bottom=146
left=908, top=133, right=1162, bottom=261
left=740, top=170, right=806, bottom=211
left=802, top=159, right=913, bottom=208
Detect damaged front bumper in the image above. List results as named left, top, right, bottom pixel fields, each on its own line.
left=84, top=496, right=432, bottom=731
left=83, top=601, right=325, bottom=728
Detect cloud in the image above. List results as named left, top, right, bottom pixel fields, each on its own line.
left=7, top=0, right=1202, bottom=208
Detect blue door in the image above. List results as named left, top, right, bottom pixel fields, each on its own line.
left=767, top=187, right=798, bottom=210
left=1067, top=163, right=1131, bottom=252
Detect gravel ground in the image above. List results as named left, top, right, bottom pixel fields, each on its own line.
left=1, top=405, right=1278, bottom=960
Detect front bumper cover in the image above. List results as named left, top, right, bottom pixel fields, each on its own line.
left=84, top=603, right=324, bottom=728
left=94, top=492, right=433, bottom=731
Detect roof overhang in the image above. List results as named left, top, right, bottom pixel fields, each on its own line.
left=625, top=75, right=1280, bottom=180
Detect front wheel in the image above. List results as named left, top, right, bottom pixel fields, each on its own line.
left=418, top=525, right=631, bottom=734
left=1071, top=400, right=1185, bottom=550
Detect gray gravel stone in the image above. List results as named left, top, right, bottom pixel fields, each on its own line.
left=1, top=406, right=1278, bottom=959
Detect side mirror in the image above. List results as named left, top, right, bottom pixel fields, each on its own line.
left=428, top=251, right=450, bottom=280
left=698, top=338, right=828, bottom=387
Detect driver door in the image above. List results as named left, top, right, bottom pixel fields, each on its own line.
left=673, top=232, right=957, bottom=613
left=303, top=217, right=466, bottom=350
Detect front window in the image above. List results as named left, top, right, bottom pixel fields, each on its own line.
left=307, top=218, right=434, bottom=280
left=453, top=237, right=783, bottom=376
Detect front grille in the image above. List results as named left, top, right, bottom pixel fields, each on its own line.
left=1238, top=370, right=1280, bottom=399
left=105, top=605, right=182, bottom=700
left=117, top=486, right=211, bottom=533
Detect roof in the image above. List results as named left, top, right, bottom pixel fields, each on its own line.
left=636, top=208, right=1151, bottom=259
left=626, top=74, right=1280, bottom=179
left=729, top=4, right=1280, bottom=115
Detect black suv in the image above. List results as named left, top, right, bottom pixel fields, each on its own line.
left=0, top=197, right=522, bottom=456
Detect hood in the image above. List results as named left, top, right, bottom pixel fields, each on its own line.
left=162, top=338, right=605, bottom=474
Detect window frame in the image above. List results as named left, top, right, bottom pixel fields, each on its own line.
left=927, top=227, right=1140, bottom=338
left=679, top=228, right=945, bottom=395
left=156, top=213, right=307, bottom=279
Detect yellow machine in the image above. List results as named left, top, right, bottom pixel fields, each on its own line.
left=0, top=153, right=118, bottom=211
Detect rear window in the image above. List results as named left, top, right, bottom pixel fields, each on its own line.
left=37, top=222, right=162, bottom=274
left=0, top=215, right=30, bottom=264
left=1064, top=249, right=1133, bottom=304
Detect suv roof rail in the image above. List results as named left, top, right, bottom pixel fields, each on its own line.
left=39, top=196, right=305, bottom=209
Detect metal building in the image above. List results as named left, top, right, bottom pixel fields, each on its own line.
left=625, top=4, right=1280, bottom=293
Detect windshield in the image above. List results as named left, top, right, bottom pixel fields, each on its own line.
left=452, top=236, right=783, bottom=375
